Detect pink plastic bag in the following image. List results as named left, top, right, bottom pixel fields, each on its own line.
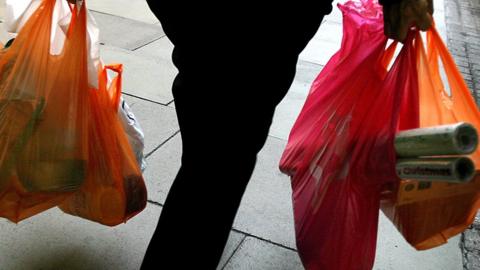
left=279, top=1, right=420, bottom=269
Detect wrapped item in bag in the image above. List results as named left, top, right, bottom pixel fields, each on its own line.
left=380, top=28, right=480, bottom=250
left=118, top=96, right=147, bottom=172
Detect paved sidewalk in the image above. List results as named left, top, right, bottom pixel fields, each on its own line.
left=0, top=0, right=470, bottom=269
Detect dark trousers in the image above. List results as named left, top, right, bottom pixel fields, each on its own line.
left=141, top=2, right=332, bottom=269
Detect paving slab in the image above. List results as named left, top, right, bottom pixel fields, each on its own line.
left=375, top=212, right=463, bottom=270
left=91, top=11, right=165, bottom=50
left=299, top=37, right=340, bottom=66
left=311, top=20, right=343, bottom=45
left=122, top=94, right=179, bottom=155
left=218, top=231, right=246, bottom=270
left=225, top=212, right=462, bottom=270
left=143, top=134, right=297, bottom=249
left=233, top=137, right=297, bottom=249
left=0, top=203, right=161, bottom=270
left=143, top=133, right=181, bottom=203
left=134, top=36, right=174, bottom=60
left=88, top=0, right=159, bottom=24
left=223, top=237, right=304, bottom=270
left=100, top=45, right=176, bottom=104
left=270, top=61, right=323, bottom=140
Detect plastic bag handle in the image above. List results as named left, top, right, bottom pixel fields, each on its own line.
left=381, top=40, right=399, bottom=69
left=65, top=0, right=86, bottom=37
left=377, top=31, right=415, bottom=78
left=426, top=26, right=473, bottom=102
left=100, top=63, right=123, bottom=110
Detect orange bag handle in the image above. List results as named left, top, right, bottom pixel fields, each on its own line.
left=99, top=63, right=123, bottom=111
left=66, top=1, right=84, bottom=38
left=377, top=31, right=416, bottom=78
left=416, top=25, right=480, bottom=166
left=425, top=27, right=476, bottom=105
left=380, top=40, right=399, bottom=69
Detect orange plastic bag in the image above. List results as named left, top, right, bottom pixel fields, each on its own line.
left=59, top=63, right=147, bottom=226
left=381, top=27, right=480, bottom=250
left=0, top=0, right=146, bottom=225
left=0, top=0, right=90, bottom=222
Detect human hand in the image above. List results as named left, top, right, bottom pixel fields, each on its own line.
left=383, top=0, right=434, bottom=42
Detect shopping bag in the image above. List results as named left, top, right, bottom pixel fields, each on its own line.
left=380, top=27, right=480, bottom=250
left=59, top=63, right=147, bottom=226
left=279, top=0, right=420, bottom=268
left=4, top=0, right=147, bottom=170
left=0, top=0, right=147, bottom=226
left=0, top=0, right=91, bottom=222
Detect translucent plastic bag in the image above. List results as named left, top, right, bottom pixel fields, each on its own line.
left=380, top=28, right=480, bottom=250
left=4, top=0, right=147, bottom=171
left=0, top=0, right=147, bottom=225
left=279, top=0, right=419, bottom=268
left=0, top=0, right=91, bottom=222
left=59, top=63, right=147, bottom=226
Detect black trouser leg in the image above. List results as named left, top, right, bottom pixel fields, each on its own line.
left=141, top=2, right=329, bottom=269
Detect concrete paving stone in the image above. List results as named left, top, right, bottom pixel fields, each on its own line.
left=299, top=37, right=340, bottom=66
left=91, top=11, right=165, bottom=50
left=224, top=213, right=463, bottom=270
left=144, top=134, right=297, bottom=248
left=0, top=203, right=162, bottom=270
left=218, top=231, right=246, bottom=270
left=141, top=133, right=244, bottom=269
left=269, top=61, right=323, bottom=140
left=324, top=2, right=343, bottom=25
left=100, top=45, right=176, bottom=104
left=88, top=0, right=159, bottom=24
left=374, top=212, right=463, bottom=270
left=121, top=94, right=179, bottom=155
left=233, top=136, right=297, bottom=249
left=223, top=237, right=304, bottom=270
left=311, top=20, right=343, bottom=45
left=143, top=133, right=182, bottom=204
left=134, top=36, right=174, bottom=60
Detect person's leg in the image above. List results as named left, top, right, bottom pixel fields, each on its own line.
left=141, top=3, right=330, bottom=269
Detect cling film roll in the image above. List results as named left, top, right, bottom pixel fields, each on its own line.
left=396, top=157, right=475, bottom=183
left=395, top=122, right=478, bottom=157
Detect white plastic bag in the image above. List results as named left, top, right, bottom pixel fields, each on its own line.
left=118, top=98, right=147, bottom=171
left=4, top=0, right=147, bottom=171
